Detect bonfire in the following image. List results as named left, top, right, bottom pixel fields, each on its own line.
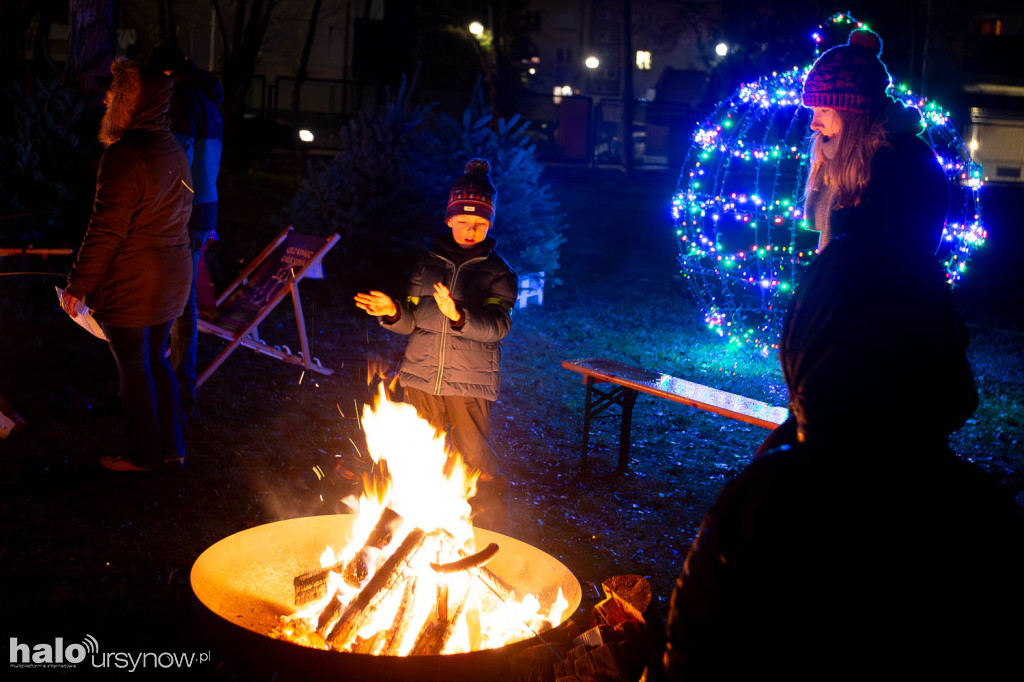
left=269, top=382, right=570, bottom=655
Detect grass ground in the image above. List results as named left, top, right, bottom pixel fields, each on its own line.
left=1, top=166, right=1020, bottom=678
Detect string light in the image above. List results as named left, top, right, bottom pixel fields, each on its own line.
left=673, top=12, right=985, bottom=356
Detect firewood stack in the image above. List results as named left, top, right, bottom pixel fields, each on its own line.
left=276, top=506, right=526, bottom=656
left=510, top=575, right=656, bottom=682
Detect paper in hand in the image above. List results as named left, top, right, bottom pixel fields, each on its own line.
left=55, top=286, right=107, bottom=340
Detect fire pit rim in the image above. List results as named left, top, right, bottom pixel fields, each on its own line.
left=190, top=512, right=582, bottom=667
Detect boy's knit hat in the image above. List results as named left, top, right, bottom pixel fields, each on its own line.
left=802, top=28, right=891, bottom=115
left=446, top=158, right=496, bottom=222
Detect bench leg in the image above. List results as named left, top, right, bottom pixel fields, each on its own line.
left=579, top=379, right=639, bottom=473
left=582, top=377, right=594, bottom=463
left=617, top=389, right=638, bottom=474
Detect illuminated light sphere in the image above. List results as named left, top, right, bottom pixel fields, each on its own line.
left=715, top=42, right=729, bottom=57
left=298, top=129, right=314, bottom=143
left=673, top=12, right=985, bottom=356
left=585, top=56, right=600, bottom=69
left=468, top=21, right=484, bottom=36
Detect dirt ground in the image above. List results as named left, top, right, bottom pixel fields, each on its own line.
left=2, top=166, right=1021, bottom=679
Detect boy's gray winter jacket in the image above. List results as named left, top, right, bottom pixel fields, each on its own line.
left=383, top=235, right=517, bottom=400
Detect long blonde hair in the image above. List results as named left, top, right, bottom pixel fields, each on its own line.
left=804, top=110, right=889, bottom=212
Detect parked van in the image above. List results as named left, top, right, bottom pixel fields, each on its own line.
left=967, top=107, right=1024, bottom=184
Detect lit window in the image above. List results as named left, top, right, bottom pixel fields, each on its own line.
left=636, top=51, right=651, bottom=70
left=979, top=19, right=1003, bottom=35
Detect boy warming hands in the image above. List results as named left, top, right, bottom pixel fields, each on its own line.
left=355, top=159, right=518, bottom=534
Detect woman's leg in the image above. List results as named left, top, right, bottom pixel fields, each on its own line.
left=102, top=324, right=163, bottom=467
left=148, top=319, right=186, bottom=462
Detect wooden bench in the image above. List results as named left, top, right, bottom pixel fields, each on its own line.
left=562, top=358, right=788, bottom=473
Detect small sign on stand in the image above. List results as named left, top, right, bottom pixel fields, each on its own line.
left=516, top=271, right=545, bottom=309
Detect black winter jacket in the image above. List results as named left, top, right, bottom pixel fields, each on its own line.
left=820, top=100, right=949, bottom=255
left=664, top=442, right=1024, bottom=679
left=383, top=235, right=517, bottom=400
left=67, top=60, right=192, bottom=327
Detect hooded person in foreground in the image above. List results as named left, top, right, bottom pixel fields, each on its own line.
left=663, top=234, right=1024, bottom=678
left=61, top=57, right=193, bottom=472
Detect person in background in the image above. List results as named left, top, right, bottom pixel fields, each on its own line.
left=355, top=159, right=518, bottom=534
left=663, top=233, right=1024, bottom=678
left=61, top=57, right=193, bottom=472
left=150, top=43, right=224, bottom=414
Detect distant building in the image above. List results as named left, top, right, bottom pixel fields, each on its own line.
left=960, top=6, right=1024, bottom=183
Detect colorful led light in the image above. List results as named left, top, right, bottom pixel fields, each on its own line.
left=673, top=12, right=985, bottom=355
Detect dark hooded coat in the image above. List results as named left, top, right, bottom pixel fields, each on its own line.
left=664, top=236, right=1024, bottom=679
left=382, top=234, right=517, bottom=401
left=66, top=58, right=193, bottom=328
left=814, top=100, right=949, bottom=254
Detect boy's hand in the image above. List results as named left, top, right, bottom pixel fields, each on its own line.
left=354, top=291, right=397, bottom=317
left=433, top=283, right=461, bottom=323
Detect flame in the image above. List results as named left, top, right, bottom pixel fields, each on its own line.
left=271, top=382, right=570, bottom=655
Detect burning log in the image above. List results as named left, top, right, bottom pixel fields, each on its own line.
left=379, top=577, right=419, bottom=655
left=467, top=563, right=518, bottom=604
left=408, top=578, right=472, bottom=655
left=342, top=507, right=405, bottom=587
left=294, top=560, right=346, bottom=607
left=429, top=542, right=499, bottom=573
left=320, top=527, right=429, bottom=649
left=293, top=507, right=405, bottom=606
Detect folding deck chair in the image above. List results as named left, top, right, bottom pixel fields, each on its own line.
left=196, top=226, right=340, bottom=387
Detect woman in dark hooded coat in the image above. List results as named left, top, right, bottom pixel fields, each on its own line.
left=61, top=57, right=193, bottom=472
left=757, top=27, right=950, bottom=455
left=663, top=234, right=1024, bottom=679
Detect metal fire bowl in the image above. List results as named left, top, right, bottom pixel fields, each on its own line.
left=191, top=514, right=582, bottom=681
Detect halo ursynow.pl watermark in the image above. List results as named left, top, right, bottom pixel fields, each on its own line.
left=9, top=635, right=211, bottom=671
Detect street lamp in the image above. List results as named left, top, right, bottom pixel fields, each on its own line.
left=469, top=21, right=484, bottom=36
left=585, top=56, right=600, bottom=69
left=715, top=42, right=729, bottom=57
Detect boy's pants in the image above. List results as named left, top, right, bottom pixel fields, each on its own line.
left=403, top=387, right=510, bottom=534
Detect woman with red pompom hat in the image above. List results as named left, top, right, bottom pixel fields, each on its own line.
left=753, top=27, right=954, bottom=458
left=801, top=27, right=948, bottom=254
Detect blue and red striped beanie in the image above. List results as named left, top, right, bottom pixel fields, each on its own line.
left=446, top=158, right=496, bottom=222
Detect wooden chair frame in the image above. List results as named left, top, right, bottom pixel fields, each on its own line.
left=196, top=226, right=340, bottom=387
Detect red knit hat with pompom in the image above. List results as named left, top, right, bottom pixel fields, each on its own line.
left=446, top=158, right=497, bottom=222
left=802, top=29, right=892, bottom=115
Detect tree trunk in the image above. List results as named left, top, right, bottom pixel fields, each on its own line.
left=291, top=0, right=324, bottom=129
left=621, top=0, right=635, bottom=179
left=215, top=0, right=281, bottom=172
left=65, top=0, right=115, bottom=110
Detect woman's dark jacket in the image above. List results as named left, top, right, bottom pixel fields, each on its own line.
left=664, top=442, right=1024, bottom=679
left=826, top=100, right=949, bottom=255
left=66, top=62, right=193, bottom=328
left=383, top=235, right=517, bottom=401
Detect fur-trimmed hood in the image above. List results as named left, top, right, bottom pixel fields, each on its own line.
left=98, top=57, right=173, bottom=146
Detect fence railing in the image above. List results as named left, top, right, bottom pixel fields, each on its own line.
left=238, top=75, right=695, bottom=168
